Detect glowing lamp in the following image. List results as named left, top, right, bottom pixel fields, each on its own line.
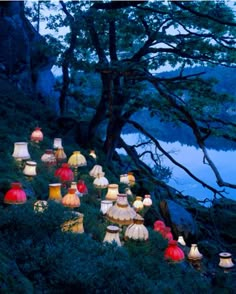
left=77, top=180, right=88, bottom=195
left=4, top=182, right=27, bottom=204
left=30, top=127, right=43, bottom=143
left=105, top=184, right=119, bottom=201
left=125, top=187, right=133, bottom=196
left=133, top=196, right=144, bottom=212
left=70, top=182, right=81, bottom=196
left=55, top=147, right=67, bottom=162
left=106, top=193, right=136, bottom=225
left=23, top=161, right=37, bottom=177
left=177, top=236, right=186, bottom=246
left=103, top=225, right=121, bottom=246
left=125, top=214, right=149, bottom=241
left=164, top=240, right=185, bottom=262
left=53, top=138, right=62, bottom=149
left=89, top=165, right=103, bottom=178
left=62, top=212, right=84, bottom=233
left=48, top=183, right=62, bottom=201
left=12, top=142, right=30, bottom=161
left=89, top=150, right=97, bottom=159
left=120, top=174, right=129, bottom=185
left=62, top=188, right=80, bottom=208
left=188, top=244, right=203, bottom=260
left=153, top=220, right=166, bottom=232
left=127, top=172, right=135, bottom=187
left=41, top=149, right=56, bottom=166
left=160, top=227, right=173, bottom=242
left=100, top=200, right=113, bottom=215
left=143, top=194, right=152, bottom=207
left=55, top=163, right=74, bottom=183
left=34, top=200, right=48, bottom=213
left=218, top=252, right=234, bottom=269
left=68, top=151, right=87, bottom=167
left=93, top=173, right=109, bottom=189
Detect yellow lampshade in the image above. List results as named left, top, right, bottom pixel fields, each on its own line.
left=61, top=212, right=84, bottom=233
left=127, top=172, right=135, bottom=187
left=218, top=252, right=234, bottom=269
left=68, top=151, right=87, bottom=167
left=48, top=183, right=62, bottom=201
left=62, top=188, right=80, bottom=208
left=188, top=244, right=203, bottom=260
left=55, top=147, right=67, bottom=162
left=12, top=142, right=30, bottom=161
left=23, top=161, right=37, bottom=177
left=105, top=184, right=119, bottom=201
left=133, top=196, right=144, bottom=212
left=103, top=225, right=121, bottom=246
left=125, top=214, right=149, bottom=241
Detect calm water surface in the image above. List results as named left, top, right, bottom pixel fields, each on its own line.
left=119, top=133, right=236, bottom=202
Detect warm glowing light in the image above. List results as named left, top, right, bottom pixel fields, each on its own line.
left=105, top=184, right=119, bottom=201
left=100, top=200, right=113, bottom=215
left=48, top=183, right=62, bottom=201
left=23, top=161, right=37, bottom=177
left=133, top=196, right=144, bottom=211
left=143, top=194, right=152, bottom=207
left=218, top=252, right=234, bottom=269
left=55, top=163, right=74, bottom=183
left=12, top=142, right=30, bottom=161
left=55, top=147, right=67, bottom=162
left=68, top=151, right=87, bottom=167
left=30, top=127, right=43, bottom=143
left=89, top=150, right=97, bottom=159
left=164, top=240, right=185, bottom=262
left=4, top=182, right=27, bottom=204
left=62, top=212, right=84, bottom=233
left=53, top=138, right=63, bottom=149
left=93, top=173, right=109, bottom=189
left=125, top=214, right=149, bottom=241
left=127, top=172, right=135, bottom=186
left=103, top=225, right=121, bottom=246
left=41, top=149, right=56, bottom=166
left=62, top=188, right=80, bottom=208
left=177, top=236, right=186, bottom=246
left=188, top=244, right=203, bottom=260
left=120, top=174, right=129, bottom=185
left=89, top=165, right=103, bottom=178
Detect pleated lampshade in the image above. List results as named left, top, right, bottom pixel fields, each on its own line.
left=125, top=214, right=149, bottom=241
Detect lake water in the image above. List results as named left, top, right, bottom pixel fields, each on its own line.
left=118, top=133, right=236, bottom=203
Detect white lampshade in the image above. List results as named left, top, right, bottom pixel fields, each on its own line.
left=34, top=200, right=48, bottom=213
left=125, top=214, right=149, bottom=241
left=23, top=161, right=37, bottom=177
left=103, top=225, right=121, bottom=246
left=143, top=194, right=152, bottom=207
left=89, top=165, right=103, bottom=178
left=12, top=142, right=30, bottom=161
left=68, top=151, right=87, bottom=167
left=100, top=200, right=113, bottom=215
left=105, top=184, right=119, bottom=201
left=177, top=236, right=186, bottom=246
left=89, top=150, right=97, bottom=159
left=188, top=244, right=203, bottom=260
left=120, top=174, right=129, bottom=185
left=93, top=173, right=109, bottom=188
left=53, top=138, right=62, bottom=149
left=125, top=187, right=133, bottom=196
left=218, top=252, right=234, bottom=269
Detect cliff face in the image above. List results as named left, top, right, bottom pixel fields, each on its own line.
left=0, top=1, right=59, bottom=111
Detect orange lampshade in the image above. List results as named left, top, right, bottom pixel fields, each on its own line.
left=62, top=188, right=80, bottom=208
left=127, top=172, right=135, bottom=186
left=4, top=182, right=27, bottom=204
left=55, top=148, right=67, bottom=162
left=31, top=127, right=43, bottom=143
left=48, top=183, right=62, bottom=201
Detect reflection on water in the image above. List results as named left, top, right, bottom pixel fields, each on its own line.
left=118, top=133, right=236, bottom=202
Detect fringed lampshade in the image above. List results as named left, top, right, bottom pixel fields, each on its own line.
left=218, top=252, right=234, bottom=269
left=62, top=188, right=80, bottom=208
left=30, top=127, right=43, bottom=143
left=55, top=163, right=74, bottom=183
left=188, top=244, right=203, bottom=261
left=125, top=214, right=149, bottom=241
left=164, top=240, right=185, bottom=262
left=106, top=193, right=136, bottom=226
left=105, top=184, right=119, bottom=201
left=48, top=183, right=62, bottom=201
left=143, top=194, right=152, bottom=207
left=100, top=200, right=113, bottom=215
left=4, top=182, right=27, bottom=204
left=93, top=172, right=109, bottom=189
left=89, top=165, right=103, bottom=178
left=55, top=147, right=67, bottom=162
left=68, top=151, right=87, bottom=168
left=61, top=212, right=84, bottom=233
left=23, top=161, right=37, bottom=177
left=103, top=225, right=121, bottom=246
left=12, top=142, right=30, bottom=161
left=41, top=149, right=56, bottom=166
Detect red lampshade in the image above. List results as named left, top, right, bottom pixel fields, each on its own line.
left=164, top=240, right=185, bottom=262
left=77, top=180, right=88, bottom=194
left=30, top=127, right=43, bottom=143
left=153, top=220, right=166, bottom=232
left=55, top=163, right=74, bottom=183
left=4, top=182, right=27, bottom=204
left=160, top=227, right=173, bottom=242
